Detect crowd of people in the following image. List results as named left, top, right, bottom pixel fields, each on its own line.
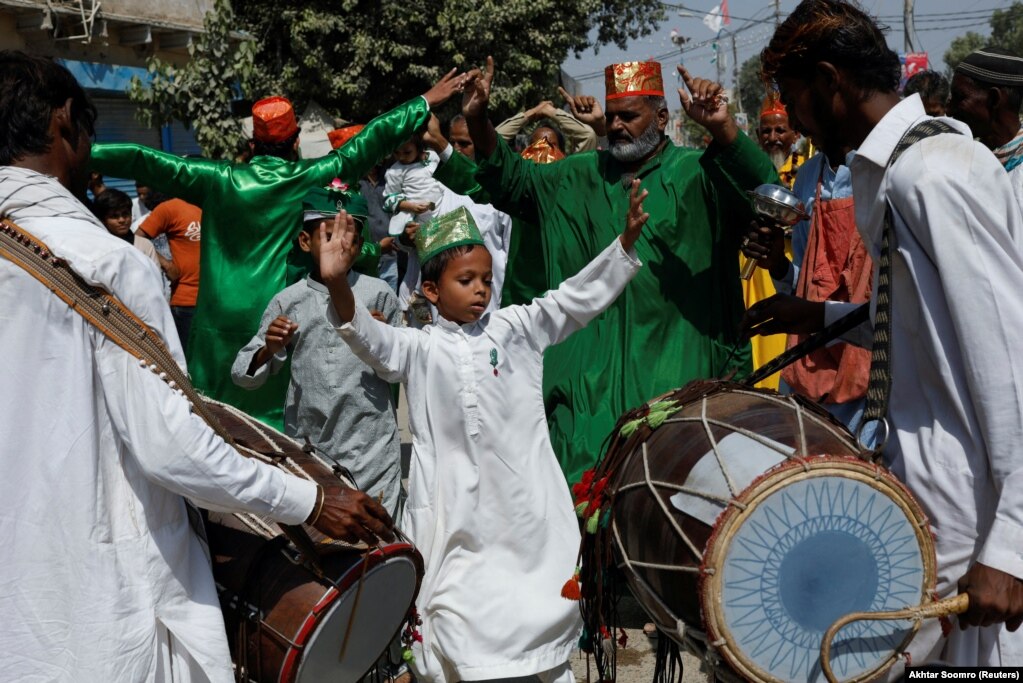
left=2, top=0, right=1023, bottom=680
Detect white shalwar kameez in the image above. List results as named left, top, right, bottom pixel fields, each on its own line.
left=0, top=167, right=317, bottom=682
left=824, top=95, right=1023, bottom=670
left=332, top=238, right=642, bottom=682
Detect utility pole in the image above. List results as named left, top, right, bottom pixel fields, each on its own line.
left=715, top=36, right=724, bottom=90
left=904, top=0, right=916, bottom=52
left=732, top=32, right=742, bottom=113
left=774, top=0, right=781, bottom=26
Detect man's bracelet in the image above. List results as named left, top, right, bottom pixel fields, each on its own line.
left=306, top=485, right=325, bottom=526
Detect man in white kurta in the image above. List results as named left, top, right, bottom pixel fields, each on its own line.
left=330, top=235, right=642, bottom=681
left=750, top=0, right=1023, bottom=669
left=0, top=52, right=393, bottom=682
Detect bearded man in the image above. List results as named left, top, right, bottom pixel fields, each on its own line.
left=947, top=46, right=1023, bottom=211
left=459, top=57, right=777, bottom=483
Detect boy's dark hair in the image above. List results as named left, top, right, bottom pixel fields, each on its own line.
left=904, top=70, right=949, bottom=102
left=421, top=244, right=477, bottom=283
left=0, top=50, right=97, bottom=166
left=92, top=188, right=132, bottom=220
left=252, top=131, right=299, bottom=160
left=761, top=0, right=901, bottom=95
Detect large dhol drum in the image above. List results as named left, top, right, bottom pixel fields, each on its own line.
left=202, top=400, right=424, bottom=683
left=578, top=381, right=937, bottom=683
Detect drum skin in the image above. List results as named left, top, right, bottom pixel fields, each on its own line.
left=207, top=512, right=424, bottom=683
left=609, top=385, right=860, bottom=632
left=198, top=400, right=424, bottom=681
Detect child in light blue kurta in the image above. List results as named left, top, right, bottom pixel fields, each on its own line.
left=231, top=186, right=403, bottom=516
left=319, top=184, right=650, bottom=683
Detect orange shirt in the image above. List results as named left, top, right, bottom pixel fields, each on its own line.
left=139, top=198, right=202, bottom=307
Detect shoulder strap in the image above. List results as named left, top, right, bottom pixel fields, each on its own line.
left=0, top=218, right=326, bottom=564
left=860, top=119, right=961, bottom=453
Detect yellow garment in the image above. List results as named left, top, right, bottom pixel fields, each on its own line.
left=778, top=151, right=808, bottom=188
left=740, top=237, right=794, bottom=389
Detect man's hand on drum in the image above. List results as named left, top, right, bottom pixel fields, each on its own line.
left=740, top=220, right=789, bottom=279
left=311, top=484, right=395, bottom=545
left=957, top=563, right=1023, bottom=631
left=621, top=179, right=650, bottom=252
left=741, top=293, right=825, bottom=338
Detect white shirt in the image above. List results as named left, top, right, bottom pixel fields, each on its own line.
left=826, top=95, right=1023, bottom=667
left=0, top=168, right=317, bottom=682
left=332, top=238, right=642, bottom=681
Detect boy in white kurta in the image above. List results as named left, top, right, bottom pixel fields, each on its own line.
left=319, top=186, right=652, bottom=682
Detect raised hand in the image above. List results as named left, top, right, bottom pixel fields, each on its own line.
left=264, top=316, right=298, bottom=355
left=620, top=179, right=650, bottom=253
left=677, top=65, right=737, bottom=144
left=317, top=211, right=360, bottom=287
left=310, top=484, right=395, bottom=545
left=462, top=56, right=495, bottom=119
left=423, top=68, right=465, bottom=109
left=558, top=86, right=607, bottom=136
left=422, top=113, right=448, bottom=152
left=524, top=100, right=555, bottom=122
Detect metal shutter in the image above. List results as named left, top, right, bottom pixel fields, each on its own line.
left=91, top=96, right=162, bottom=197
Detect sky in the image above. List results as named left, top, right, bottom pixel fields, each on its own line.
left=561, top=0, right=1010, bottom=111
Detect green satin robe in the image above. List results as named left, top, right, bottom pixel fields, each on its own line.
left=91, top=97, right=429, bottom=428
left=466, top=135, right=777, bottom=484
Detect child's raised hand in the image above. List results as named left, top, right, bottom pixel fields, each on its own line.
left=317, top=211, right=360, bottom=286
left=620, top=179, right=650, bottom=253
left=265, top=316, right=298, bottom=355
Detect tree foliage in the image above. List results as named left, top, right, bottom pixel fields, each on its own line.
left=128, top=0, right=255, bottom=159
left=235, top=0, right=666, bottom=123
left=943, top=2, right=1023, bottom=75
left=738, top=54, right=765, bottom=119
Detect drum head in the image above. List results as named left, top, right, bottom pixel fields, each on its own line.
left=701, top=457, right=936, bottom=683
left=294, top=553, right=420, bottom=682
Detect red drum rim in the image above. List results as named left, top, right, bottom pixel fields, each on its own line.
left=279, top=542, right=423, bottom=683
left=699, top=456, right=937, bottom=683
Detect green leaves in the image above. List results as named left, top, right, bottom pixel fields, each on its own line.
left=129, top=0, right=254, bottom=159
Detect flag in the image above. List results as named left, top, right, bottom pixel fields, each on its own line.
left=703, top=4, right=724, bottom=33
left=722, top=0, right=731, bottom=26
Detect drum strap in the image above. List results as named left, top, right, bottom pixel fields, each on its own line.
left=0, top=218, right=322, bottom=563
left=860, top=120, right=961, bottom=449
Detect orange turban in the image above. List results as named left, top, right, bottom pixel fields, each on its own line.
left=252, top=96, right=299, bottom=143
left=604, top=61, right=664, bottom=100
left=760, top=96, right=788, bottom=119
left=328, top=125, right=365, bottom=149
left=520, top=137, right=565, bottom=164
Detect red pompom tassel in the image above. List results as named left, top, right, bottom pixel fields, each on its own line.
left=561, top=576, right=582, bottom=601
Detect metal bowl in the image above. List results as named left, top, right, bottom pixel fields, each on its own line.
left=747, top=183, right=809, bottom=226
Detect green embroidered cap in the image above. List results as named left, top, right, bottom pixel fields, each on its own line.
left=415, top=206, right=485, bottom=263
left=302, top=180, right=369, bottom=222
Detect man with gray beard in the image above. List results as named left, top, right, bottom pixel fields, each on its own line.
left=459, top=57, right=777, bottom=483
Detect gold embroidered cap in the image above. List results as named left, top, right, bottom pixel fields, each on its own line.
left=415, top=206, right=485, bottom=264
left=604, top=61, right=664, bottom=100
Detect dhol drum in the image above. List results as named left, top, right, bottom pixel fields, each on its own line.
left=202, top=400, right=424, bottom=683
left=576, top=381, right=940, bottom=683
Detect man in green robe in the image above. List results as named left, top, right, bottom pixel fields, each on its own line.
left=90, top=73, right=463, bottom=428
left=460, top=58, right=778, bottom=484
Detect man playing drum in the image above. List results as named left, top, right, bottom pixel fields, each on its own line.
left=0, top=51, right=393, bottom=682
left=744, top=0, right=1023, bottom=668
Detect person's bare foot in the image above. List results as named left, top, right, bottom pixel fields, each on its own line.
left=391, top=672, right=413, bottom=683
left=643, top=622, right=658, bottom=638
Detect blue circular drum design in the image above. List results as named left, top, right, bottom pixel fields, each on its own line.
left=708, top=463, right=928, bottom=683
